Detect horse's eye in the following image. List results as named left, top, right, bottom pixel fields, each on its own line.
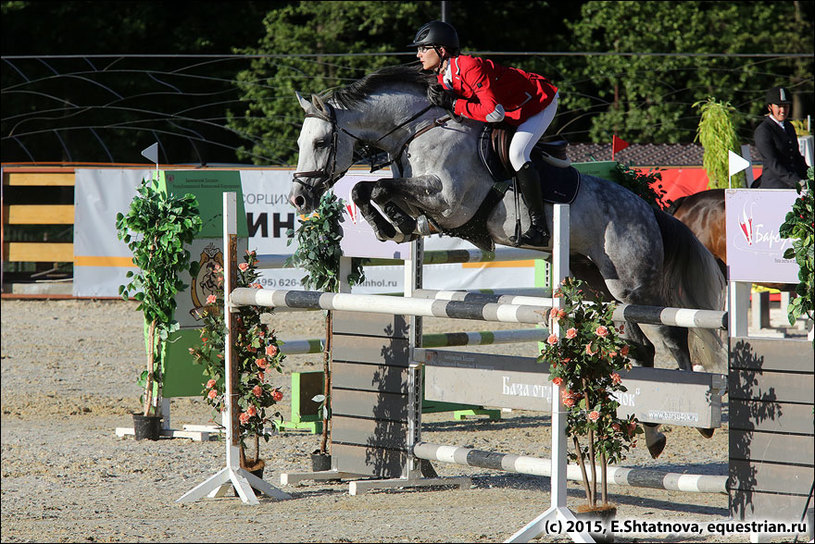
left=314, top=139, right=328, bottom=149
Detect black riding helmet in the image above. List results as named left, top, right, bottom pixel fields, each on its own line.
left=409, top=20, right=460, bottom=55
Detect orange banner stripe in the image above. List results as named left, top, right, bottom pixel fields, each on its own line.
left=461, top=260, right=535, bottom=269
left=74, top=256, right=136, bottom=267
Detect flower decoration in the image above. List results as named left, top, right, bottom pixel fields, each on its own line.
left=189, top=249, right=286, bottom=470
left=539, top=276, right=642, bottom=509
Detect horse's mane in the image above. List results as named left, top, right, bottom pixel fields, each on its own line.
left=328, top=64, right=434, bottom=109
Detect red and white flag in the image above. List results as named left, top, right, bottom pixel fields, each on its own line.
left=612, top=135, right=629, bottom=160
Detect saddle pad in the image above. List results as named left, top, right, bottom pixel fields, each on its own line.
left=530, top=156, right=580, bottom=205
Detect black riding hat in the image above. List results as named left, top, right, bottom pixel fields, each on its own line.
left=766, top=86, right=792, bottom=105
left=409, top=20, right=460, bottom=52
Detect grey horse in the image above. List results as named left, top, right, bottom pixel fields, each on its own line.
left=289, top=65, right=725, bottom=457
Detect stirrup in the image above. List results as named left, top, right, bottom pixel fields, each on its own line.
left=519, top=224, right=550, bottom=247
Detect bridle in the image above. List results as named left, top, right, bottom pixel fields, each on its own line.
left=292, top=99, right=446, bottom=198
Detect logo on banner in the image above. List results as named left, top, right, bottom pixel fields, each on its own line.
left=730, top=200, right=792, bottom=255
left=190, top=243, right=223, bottom=320
left=345, top=189, right=361, bottom=224
left=738, top=206, right=753, bottom=245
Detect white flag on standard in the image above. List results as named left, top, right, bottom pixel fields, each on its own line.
left=728, top=149, right=750, bottom=178
left=141, top=142, right=159, bottom=164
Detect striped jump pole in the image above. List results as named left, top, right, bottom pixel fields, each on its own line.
left=281, top=327, right=549, bottom=355
left=230, top=288, right=728, bottom=330
left=413, top=442, right=727, bottom=494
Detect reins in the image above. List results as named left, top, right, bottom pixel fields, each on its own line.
left=293, top=101, right=448, bottom=194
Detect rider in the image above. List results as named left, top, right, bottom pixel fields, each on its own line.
left=410, top=20, right=559, bottom=247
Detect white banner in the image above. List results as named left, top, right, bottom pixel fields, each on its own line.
left=725, top=189, right=798, bottom=283
left=73, top=168, right=539, bottom=297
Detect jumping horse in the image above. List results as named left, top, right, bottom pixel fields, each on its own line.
left=289, top=65, right=726, bottom=457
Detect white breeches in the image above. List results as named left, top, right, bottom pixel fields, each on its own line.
left=508, top=92, right=558, bottom=171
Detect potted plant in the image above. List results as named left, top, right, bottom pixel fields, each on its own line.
left=286, top=191, right=364, bottom=471
left=540, top=277, right=642, bottom=541
left=116, top=174, right=202, bottom=440
left=189, top=250, right=286, bottom=477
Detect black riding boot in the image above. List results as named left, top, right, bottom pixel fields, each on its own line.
left=516, top=161, right=550, bottom=247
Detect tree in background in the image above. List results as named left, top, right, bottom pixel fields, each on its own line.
left=563, top=1, right=814, bottom=144
left=694, top=97, right=746, bottom=189
left=227, top=1, right=435, bottom=165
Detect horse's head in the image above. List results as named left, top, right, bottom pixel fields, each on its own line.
left=290, top=92, right=356, bottom=214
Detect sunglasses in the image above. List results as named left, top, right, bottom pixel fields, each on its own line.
left=417, top=46, right=435, bottom=53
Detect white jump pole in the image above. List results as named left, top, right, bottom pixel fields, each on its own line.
left=507, top=204, right=593, bottom=543
left=177, top=192, right=290, bottom=505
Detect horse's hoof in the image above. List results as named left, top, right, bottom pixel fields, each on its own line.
left=647, top=435, right=666, bottom=459
left=697, top=427, right=715, bottom=439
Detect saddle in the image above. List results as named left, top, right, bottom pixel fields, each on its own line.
left=478, top=124, right=580, bottom=205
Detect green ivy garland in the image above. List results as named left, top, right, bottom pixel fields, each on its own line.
left=779, top=168, right=814, bottom=327
left=286, top=191, right=365, bottom=455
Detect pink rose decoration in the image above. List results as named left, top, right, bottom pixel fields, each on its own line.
left=257, top=371, right=265, bottom=382
left=611, top=373, right=622, bottom=385
left=247, top=405, right=257, bottom=417
left=566, top=328, right=577, bottom=339
left=272, top=389, right=283, bottom=402
left=252, top=385, right=263, bottom=398
left=265, top=344, right=278, bottom=357
left=585, top=343, right=597, bottom=356
left=620, top=345, right=630, bottom=356
left=206, top=379, right=216, bottom=389
left=206, top=294, right=217, bottom=305
left=547, top=334, right=558, bottom=345
left=255, top=358, right=267, bottom=370
left=595, top=325, right=609, bottom=338
left=239, top=412, right=250, bottom=424
left=239, top=263, right=249, bottom=272
left=207, top=389, right=217, bottom=400
left=588, top=410, right=600, bottom=422
left=552, top=377, right=563, bottom=387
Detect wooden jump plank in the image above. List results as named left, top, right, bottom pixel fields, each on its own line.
left=3, top=242, right=73, bottom=262
left=419, top=349, right=724, bottom=428
left=4, top=172, right=75, bottom=186
left=332, top=311, right=410, bottom=338
left=730, top=337, right=813, bottom=372
left=331, top=443, right=407, bottom=479
left=728, top=369, right=814, bottom=404
left=4, top=205, right=74, bottom=225
left=331, top=415, right=408, bottom=450
left=729, top=400, right=814, bottom=435
left=331, top=389, right=409, bottom=422
left=333, top=335, right=410, bottom=367
left=730, top=489, right=815, bottom=523
left=729, top=429, right=815, bottom=466
left=331, top=361, right=409, bottom=395
left=729, top=459, right=814, bottom=496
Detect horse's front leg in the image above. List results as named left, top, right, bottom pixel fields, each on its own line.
left=351, top=181, right=418, bottom=243
left=370, top=175, right=448, bottom=230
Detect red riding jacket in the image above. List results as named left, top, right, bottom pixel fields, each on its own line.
left=439, top=55, right=558, bottom=127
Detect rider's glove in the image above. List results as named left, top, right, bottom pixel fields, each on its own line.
left=428, top=85, right=457, bottom=112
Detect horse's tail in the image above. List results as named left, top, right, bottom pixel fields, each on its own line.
left=653, top=209, right=727, bottom=371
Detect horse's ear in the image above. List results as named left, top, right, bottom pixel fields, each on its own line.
left=296, top=91, right=314, bottom=113
left=311, top=93, right=329, bottom=115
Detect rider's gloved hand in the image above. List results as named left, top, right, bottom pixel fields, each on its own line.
left=427, top=85, right=457, bottom=112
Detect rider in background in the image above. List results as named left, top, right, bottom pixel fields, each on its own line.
left=410, top=20, right=559, bottom=247
left=752, top=86, right=808, bottom=189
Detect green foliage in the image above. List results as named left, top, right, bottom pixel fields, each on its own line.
left=539, top=277, right=641, bottom=507
left=115, top=175, right=202, bottom=416
left=286, top=191, right=365, bottom=292
left=779, top=169, right=814, bottom=327
left=189, top=251, right=286, bottom=464
left=227, top=1, right=433, bottom=165
left=694, top=97, right=745, bottom=189
left=285, top=190, right=364, bottom=454
left=612, top=163, right=671, bottom=210
left=563, top=1, right=813, bottom=144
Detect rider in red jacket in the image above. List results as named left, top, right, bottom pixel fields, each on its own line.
left=410, top=20, right=559, bottom=247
